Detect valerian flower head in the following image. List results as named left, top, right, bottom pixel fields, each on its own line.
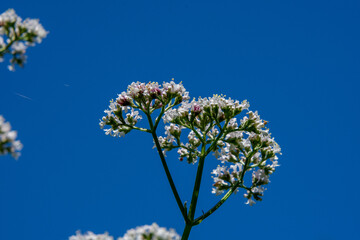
left=160, top=95, right=250, bottom=163
left=0, top=115, right=23, bottom=160
left=0, top=8, right=48, bottom=71
left=118, top=223, right=180, bottom=240
left=158, top=93, right=281, bottom=205
left=101, top=80, right=281, bottom=206
left=210, top=111, right=282, bottom=205
left=163, top=95, right=249, bottom=125
left=0, top=9, right=19, bottom=26
left=19, top=18, right=48, bottom=43
left=100, top=81, right=189, bottom=138
left=69, top=224, right=179, bottom=240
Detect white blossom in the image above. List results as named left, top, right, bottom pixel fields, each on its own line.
left=0, top=9, right=48, bottom=71
left=163, top=95, right=249, bottom=124
left=101, top=80, right=282, bottom=206
left=101, top=81, right=189, bottom=138
left=0, top=9, right=19, bottom=24
left=20, top=18, right=48, bottom=43
left=0, top=115, right=23, bottom=159
left=118, top=223, right=180, bottom=240
left=69, top=231, right=114, bottom=240
left=160, top=89, right=281, bottom=205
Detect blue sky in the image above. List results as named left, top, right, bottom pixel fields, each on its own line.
left=1, top=0, right=360, bottom=239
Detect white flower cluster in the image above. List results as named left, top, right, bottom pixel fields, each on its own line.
left=163, top=94, right=249, bottom=124
left=155, top=123, right=202, bottom=163
left=100, top=81, right=189, bottom=137
left=0, top=8, right=48, bottom=71
left=100, top=102, right=142, bottom=137
left=159, top=95, right=249, bottom=164
left=100, top=81, right=281, bottom=205
left=0, top=115, right=23, bottom=159
left=159, top=95, right=281, bottom=205
left=69, top=223, right=180, bottom=240
left=119, top=223, right=180, bottom=240
left=211, top=111, right=281, bottom=205
left=69, top=231, right=114, bottom=240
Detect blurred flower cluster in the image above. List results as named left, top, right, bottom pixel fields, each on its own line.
left=0, top=115, right=22, bottom=159
left=0, top=8, right=48, bottom=71
left=119, top=223, right=180, bottom=240
left=70, top=223, right=180, bottom=240
left=100, top=81, right=189, bottom=137
left=69, top=231, right=113, bottom=240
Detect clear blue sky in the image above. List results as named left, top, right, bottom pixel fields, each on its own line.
left=1, top=0, right=359, bottom=239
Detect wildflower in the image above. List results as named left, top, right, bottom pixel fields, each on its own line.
left=70, top=223, right=180, bottom=240
left=101, top=80, right=281, bottom=206
left=0, top=115, right=23, bottom=159
left=160, top=93, right=281, bottom=205
left=100, top=81, right=189, bottom=138
left=0, top=9, right=48, bottom=70
left=119, top=223, right=180, bottom=240
left=69, top=231, right=114, bottom=240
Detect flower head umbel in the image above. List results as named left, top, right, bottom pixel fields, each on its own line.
left=160, top=95, right=250, bottom=164
left=100, top=81, right=189, bottom=138
left=0, top=8, right=48, bottom=71
left=159, top=94, right=281, bottom=205
left=101, top=81, right=281, bottom=205
left=0, top=115, right=23, bottom=159
left=118, top=223, right=180, bottom=240
left=100, top=80, right=282, bottom=238
left=69, top=223, right=180, bottom=240
left=69, top=231, right=114, bottom=240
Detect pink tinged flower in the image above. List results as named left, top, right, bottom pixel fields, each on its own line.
left=150, top=87, right=162, bottom=99
left=191, top=103, right=202, bottom=114
left=117, top=93, right=131, bottom=106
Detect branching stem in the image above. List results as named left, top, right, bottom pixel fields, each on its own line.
left=146, top=112, right=189, bottom=223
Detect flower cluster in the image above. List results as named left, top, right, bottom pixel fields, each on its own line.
left=69, top=223, right=180, bottom=240
left=119, top=223, right=180, bottom=240
left=69, top=231, right=114, bottom=240
left=0, top=8, right=48, bottom=71
left=159, top=95, right=249, bottom=163
left=163, top=94, right=249, bottom=124
left=0, top=115, right=23, bottom=159
left=160, top=95, right=281, bottom=205
left=100, top=81, right=189, bottom=137
left=211, top=111, right=281, bottom=205
left=100, top=81, right=281, bottom=206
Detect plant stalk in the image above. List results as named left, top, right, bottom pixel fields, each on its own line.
left=181, top=223, right=193, bottom=240
left=147, top=113, right=188, bottom=223
left=188, top=143, right=206, bottom=221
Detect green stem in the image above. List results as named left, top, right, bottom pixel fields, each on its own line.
left=182, top=141, right=207, bottom=239
left=205, top=119, right=229, bottom=156
left=189, top=123, right=204, bottom=144
left=153, top=106, right=165, bottom=129
left=239, top=148, right=258, bottom=182
left=0, top=26, right=22, bottom=54
left=147, top=113, right=188, bottom=223
left=193, top=148, right=259, bottom=225
left=181, top=223, right=193, bottom=240
left=0, top=39, right=15, bottom=55
left=193, top=182, right=241, bottom=225
left=128, top=125, right=151, bottom=133
left=188, top=143, right=206, bottom=220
